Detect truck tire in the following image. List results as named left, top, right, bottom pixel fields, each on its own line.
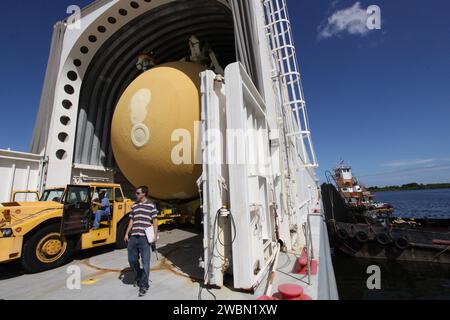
left=21, top=224, right=75, bottom=273
left=376, top=232, right=391, bottom=246
left=394, top=237, right=409, bottom=250
left=355, top=230, right=369, bottom=243
left=116, top=216, right=130, bottom=249
left=336, top=228, right=349, bottom=240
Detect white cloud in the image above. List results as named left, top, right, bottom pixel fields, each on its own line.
left=318, top=2, right=370, bottom=39
left=358, top=163, right=450, bottom=186
left=383, top=159, right=437, bottom=168
left=345, top=157, right=450, bottom=186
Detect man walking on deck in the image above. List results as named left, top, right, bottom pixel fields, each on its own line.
left=124, top=186, right=158, bottom=297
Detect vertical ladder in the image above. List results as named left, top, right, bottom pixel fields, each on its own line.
left=263, top=0, right=318, bottom=169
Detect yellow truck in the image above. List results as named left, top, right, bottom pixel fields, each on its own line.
left=0, top=183, right=134, bottom=273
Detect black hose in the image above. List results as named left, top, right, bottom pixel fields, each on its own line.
left=198, top=208, right=237, bottom=300
left=217, top=210, right=237, bottom=247
left=198, top=210, right=220, bottom=301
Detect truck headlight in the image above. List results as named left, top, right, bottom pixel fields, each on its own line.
left=2, top=209, right=11, bottom=222
left=1, top=228, right=13, bottom=238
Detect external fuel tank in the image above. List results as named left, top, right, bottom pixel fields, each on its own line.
left=111, top=62, right=205, bottom=200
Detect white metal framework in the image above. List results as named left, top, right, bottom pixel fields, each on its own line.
left=225, top=62, right=278, bottom=290
left=199, top=63, right=279, bottom=290
left=263, top=0, right=318, bottom=168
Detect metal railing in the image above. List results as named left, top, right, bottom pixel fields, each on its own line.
left=303, top=213, right=325, bottom=285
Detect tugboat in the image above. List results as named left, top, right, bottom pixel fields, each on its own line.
left=322, top=162, right=450, bottom=264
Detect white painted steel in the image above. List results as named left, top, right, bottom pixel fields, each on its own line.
left=200, top=70, right=230, bottom=287
left=225, top=62, right=277, bottom=290
left=0, top=149, right=44, bottom=202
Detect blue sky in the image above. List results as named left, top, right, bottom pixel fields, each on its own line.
left=290, top=0, right=450, bottom=186
left=0, top=0, right=449, bottom=187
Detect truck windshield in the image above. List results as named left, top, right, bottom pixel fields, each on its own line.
left=40, top=189, right=65, bottom=202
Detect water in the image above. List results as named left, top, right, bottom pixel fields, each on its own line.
left=333, top=253, right=450, bottom=300
left=332, top=189, right=450, bottom=300
left=375, top=188, right=450, bottom=220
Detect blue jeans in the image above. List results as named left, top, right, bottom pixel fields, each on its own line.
left=128, top=236, right=151, bottom=290
left=93, top=210, right=110, bottom=229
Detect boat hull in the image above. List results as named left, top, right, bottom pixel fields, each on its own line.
left=321, top=183, right=450, bottom=264
left=328, top=221, right=450, bottom=264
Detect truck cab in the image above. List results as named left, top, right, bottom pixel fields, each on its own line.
left=0, top=183, right=132, bottom=273
left=62, top=184, right=133, bottom=250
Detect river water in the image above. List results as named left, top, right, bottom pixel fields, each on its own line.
left=332, top=189, right=450, bottom=300
left=376, top=188, right=450, bottom=220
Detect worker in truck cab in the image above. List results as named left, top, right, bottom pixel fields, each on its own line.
left=124, top=186, right=158, bottom=297
left=92, top=191, right=111, bottom=230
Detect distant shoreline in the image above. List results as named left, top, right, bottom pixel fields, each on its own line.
left=368, top=183, right=450, bottom=192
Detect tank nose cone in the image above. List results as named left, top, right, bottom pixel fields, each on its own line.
left=111, top=62, right=206, bottom=200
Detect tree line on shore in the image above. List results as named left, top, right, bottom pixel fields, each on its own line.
left=368, top=183, right=450, bottom=192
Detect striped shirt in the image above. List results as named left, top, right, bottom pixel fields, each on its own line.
left=129, top=200, right=158, bottom=237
